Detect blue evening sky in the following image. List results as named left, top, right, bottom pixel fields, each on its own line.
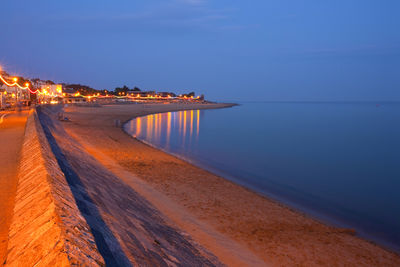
left=0, top=0, right=399, bottom=101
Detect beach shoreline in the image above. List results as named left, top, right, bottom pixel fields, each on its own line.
left=127, top=117, right=400, bottom=254
left=61, top=102, right=400, bottom=266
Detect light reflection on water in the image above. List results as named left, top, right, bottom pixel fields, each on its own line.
left=126, top=110, right=202, bottom=151
left=124, top=103, right=400, bottom=252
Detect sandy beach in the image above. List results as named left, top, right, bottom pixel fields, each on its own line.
left=46, top=102, right=400, bottom=266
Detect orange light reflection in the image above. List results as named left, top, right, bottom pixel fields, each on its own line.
left=136, top=117, right=141, bottom=137
left=167, top=112, right=171, bottom=143
left=196, top=110, right=200, bottom=137
left=190, top=110, right=194, bottom=139
left=183, top=111, right=187, bottom=137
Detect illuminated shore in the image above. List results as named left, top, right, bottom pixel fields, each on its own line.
left=37, top=102, right=399, bottom=266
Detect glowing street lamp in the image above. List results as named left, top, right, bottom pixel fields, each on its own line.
left=12, top=78, right=18, bottom=104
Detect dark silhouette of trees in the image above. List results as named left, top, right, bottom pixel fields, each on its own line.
left=115, top=85, right=130, bottom=95
left=65, top=84, right=98, bottom=95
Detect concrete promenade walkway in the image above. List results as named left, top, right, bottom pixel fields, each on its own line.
left=0, top=110, right=29, bottom=264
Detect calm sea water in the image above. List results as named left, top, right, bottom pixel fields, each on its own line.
left=124, top=102, right=400, bottom=251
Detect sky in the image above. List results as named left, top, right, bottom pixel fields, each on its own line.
left=0, top=0, right=399, bottom=101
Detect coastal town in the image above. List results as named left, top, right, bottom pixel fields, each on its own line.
left=0, top=70, right=205, bottom=110
left=1, top=69, right=399, bottom=266
left=1, top=0, right=400, bottom=264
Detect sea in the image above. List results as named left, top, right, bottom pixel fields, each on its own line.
left=124, top=102, right=400, bottom=251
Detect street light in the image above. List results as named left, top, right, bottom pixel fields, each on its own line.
left=12, top=78, right=18, bottom=106
left=24, top=83, right=30, bottom=102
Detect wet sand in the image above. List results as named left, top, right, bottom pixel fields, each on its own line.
left=62, top=103, right=400, bottom=266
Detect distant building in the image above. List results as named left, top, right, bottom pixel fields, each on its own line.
left=158, top=92, right=176, bottom=98
left=62, top=88, right=79, bottom=97
left=0, top=84, right=16, bottom=94
left=40, top=84, right=63, bottom=97
left=0, top=83, right=30, bottom=106
left=126, top=91, right=156, bottom=97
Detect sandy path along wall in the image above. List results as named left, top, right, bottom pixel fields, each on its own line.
left=4, top=109, right=104, bottom=266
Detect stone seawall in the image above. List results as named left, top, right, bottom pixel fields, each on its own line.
left=5, top=110, right=104, bottom=266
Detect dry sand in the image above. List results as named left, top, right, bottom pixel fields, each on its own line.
left=61, top=103, right=400, bottom=266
